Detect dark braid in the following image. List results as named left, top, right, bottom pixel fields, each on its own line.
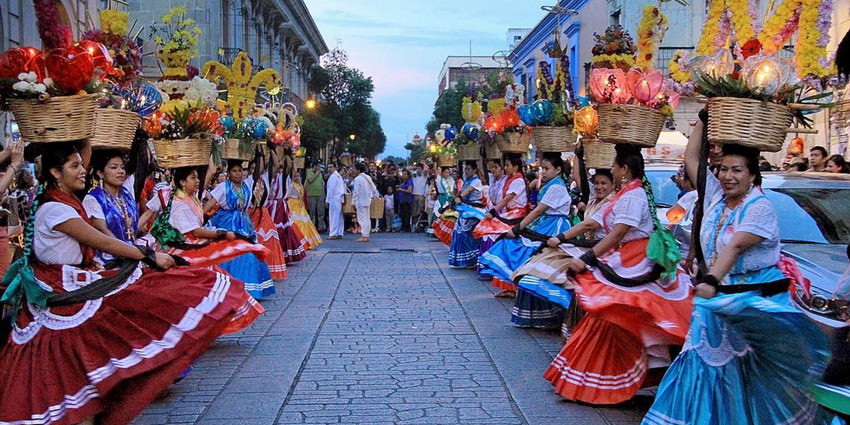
left=21, top=183, right=45, bottom=260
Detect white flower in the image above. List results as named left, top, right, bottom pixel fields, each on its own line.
left=17, top=72, right=37, bottom=83
left=43, top=78, right=54, bottom=87
left=32, top=83, right=46, bottom=93
left=185, top=76, right=218, bottom=107
left=12, top=81, right=32, bottom=93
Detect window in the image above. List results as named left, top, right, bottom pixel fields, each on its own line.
left=609, top=11, right=620, bottom=26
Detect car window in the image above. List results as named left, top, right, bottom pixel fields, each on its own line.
left=766, top=188, right=850, bottom=244
left=645, top=170, right=680, bottom=208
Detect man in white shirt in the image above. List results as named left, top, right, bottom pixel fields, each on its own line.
left=325, top=163, right=345, bottom=239
left=351, top=163, right=380, bottom=242
left=411, top=163, right=428, bottom=228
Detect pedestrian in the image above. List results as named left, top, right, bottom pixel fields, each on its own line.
left=826, top=154, right=850, bottom=173
left=326, top=162, right=345, bottom=239
left=0, top=141, right=258, bottom=425
left=204, top=160, right=275, bottom=299
left=643, top=117, right=827, bottom=425
left=305, top=160, right=326, bottom=232
left=398, top=170, right=414, bottom=232
left=542, top=144, right=692, bottom=404
left=808, top=145, right=828, bottom=172
left=351, top=163, right=380, bottom=242
left=383, top=185, right=396, bottom=232
left=412, top=163, right=427, bottom=229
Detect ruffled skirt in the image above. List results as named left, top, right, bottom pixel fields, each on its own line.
left=287, top=198, right=322, bottom=249
left=642, top=290, right=829, bottom=425
left=267, top=198, right=308, bottom=263
left=250, top=207, right=288, bottom=280
left=0, top=264, right=257, bottom=425
left=544, top=239, right=693, bottom=404
left=432, top=213, right=456, bottom=247
left=448, top=216, right=481, bottom=268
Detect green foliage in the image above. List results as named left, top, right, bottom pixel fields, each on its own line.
left=405, top=141, right=427, bottom=163
left=426, top=80, right=467, bottom=137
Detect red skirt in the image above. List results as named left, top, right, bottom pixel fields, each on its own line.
left=432, top=216, right=456, bottom=247
left=267, top=198, right=308, bottom=263
left=0, top=263, right=256, bottom=425
left=250, top=207, right=288, bottom=280
left=543, top=239, right=693, bottom=404
left=472, top=208, right=526, bottom=239
left=491, top=277, right=517, bottom=292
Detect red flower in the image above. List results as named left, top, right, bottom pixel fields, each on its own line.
left=731, top=70, right=740, bottom=80
left=741, top=39, right=762, bottom=59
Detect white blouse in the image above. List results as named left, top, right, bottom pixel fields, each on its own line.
left=592, top=186, right=654, bottom=242
left=539, top=183, right=572, bottom=216
left=34, top=202, right=83, bottom=265
left=505, top=178, right=528, bottom=209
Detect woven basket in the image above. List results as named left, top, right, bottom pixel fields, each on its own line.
left=597, top=103, right=664, bottom=147
left=222, top=138, right=252, bottom=160
left=10, top=94, right=99, bottom=142
left=90, top=109, right=140, bottom=150
left=370, top=197, right=385, bottom=219
left=437, top=154, right=457, bottom=168
left=343, top=193, right=355, bottom=215
left=582, top=138, right=616, bottom=169
left=484, top=139, right=501, bottom=159
left=707, top=97, right=792, bottom=153
left=494, top=131, right=532, bottom=153
left=152, top=138, right=212, bottom=168
left=532, top=126, right=577, bottom=152
left=295, top=157, right=306, bottom=169
left=456, top=144, right=480, bottom=161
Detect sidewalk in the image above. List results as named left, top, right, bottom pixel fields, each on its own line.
left=131, top=233, right=650, bottom=425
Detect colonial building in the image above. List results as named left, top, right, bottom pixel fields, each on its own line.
left=0, top=0, right=105, bottom=50
left=437, top=55, right=505, bottom=98
left=127, top=0, right=327, bottom=108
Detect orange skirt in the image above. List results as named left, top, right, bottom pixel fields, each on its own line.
left=250, top=207, right=288, bottom=280
left=432, top=216, right=456, bottom=246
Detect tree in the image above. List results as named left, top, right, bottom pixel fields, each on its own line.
left=426, top=80, right=467, bottom=137
left=405, top=140, right=427, bottom=163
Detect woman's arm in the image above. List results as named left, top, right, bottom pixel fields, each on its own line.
left=189, top=227, right=235, bottom=240
left=89, top=217, right=116, bottom=238
left=546, top=217, right=603, bottom=247
left=684, top=119, right=704, bottom=188
left=487, top=193, right=516, bottom=217
left=138, top=209, right=155, bottom=230
left=54, top=218, right=174, bottom=268
left=694, top=231, right=765, bottom=298
left=505, top=202, right=549, bottom=237
left=562, top=223, right=631, bottom=272
left=203, top=196, right=219, bottom=214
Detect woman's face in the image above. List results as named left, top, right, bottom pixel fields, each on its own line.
left=488, top=162, right=504, bottom=179
left=53, top=153, right=87, bottom=192
left=229, top=165, right=244, bottom=184
left=593, top=176, right=614, bottom=199
left=217, top=173, right=227, bottom=183
left=463, top=164, right=475, bottom=178
left=441, top=168, right=450, bottom=178
left=718, top=154, right=755, bottom=199
left=540, top=160, right=559, bottom=182
left=504, top=161, right=518, bottom=175
left=826, top=159, right=840, bottom=173
left=611, top=161, right=627, bottom=183
left=180, top=170, right=200, bottom=194
left=98, top=156, right=126, bottom=189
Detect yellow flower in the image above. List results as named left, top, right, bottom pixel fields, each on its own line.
left=192, top=27, right=202, bottom=35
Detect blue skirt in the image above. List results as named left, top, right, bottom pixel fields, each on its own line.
left=511, top=275, right=565, bottom=328
left=516, top=275, right=574, bottom=309
left=449, top=217, right=480, bottom=267
left=643, top=291, right=829, bottom=425
left=478, top=215, right=571, bottom=283
left=218, top=252, right=275, bottom=299
left=477, top=237, right=497, bottom=280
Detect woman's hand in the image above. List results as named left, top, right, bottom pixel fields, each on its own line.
left=8, top=140, right=23, bottom=167
left=484, top=212, right=493, bottom=220
left=694, top=283, right=717, bottom=299
left=226, top=231, right=236, bottom=241
left=154, top=252, right=176, bottom=270
left=454, top=197, right=461, bottom=204
left=566, top=259, right=586, bottom=273
left=547, top=237, right=561, bottom=248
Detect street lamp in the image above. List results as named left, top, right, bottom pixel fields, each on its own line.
left=349, top=134, right=356, bottom=141
left=305, top=99, right=317, bottom=110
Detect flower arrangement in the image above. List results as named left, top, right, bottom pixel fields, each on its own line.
left=81, top=10, right=142, bottom=86
left=0, top=43, right=113, bottom=99
left=203, top=52, right=281, bottom=120
left=150, top=6, right=202, bottom=77
left=458, top=96, right=482, bottom=145
left=635, top=6, right=669, bottom=70
left=590, top=26, right=636, bottom=71
left=144, top=105, right=222, bottom=140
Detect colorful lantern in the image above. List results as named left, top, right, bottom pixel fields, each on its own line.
left=574, top=106, right=599, bottom=136
left=589, top=68, right=630, bottom=104
left=626, top=69, right=663, bottom=104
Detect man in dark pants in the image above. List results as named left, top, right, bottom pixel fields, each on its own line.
left=397, top=170, right=413, bottom=232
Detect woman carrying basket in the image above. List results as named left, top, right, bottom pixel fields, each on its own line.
left=447, top=161, right=486, bottom=268
left=0, top=141, right=258, bottom=425
left=642, top=118, right=827, bottom=425
left=542, top=144, right=693, bottom=405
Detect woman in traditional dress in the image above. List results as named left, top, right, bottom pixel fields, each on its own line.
left=474, top=155, right=528, bottom=282
left=265, top=155, right=307, bottom=263
left=448, top=161, right=486, bottom=268
left=0, top=142, right=258, bottom=425
left=510, top=170, right=616, bottom=333
left=245, top=164, right=288, bottom=281
left=287, top=171, right=322, bottom=249
left=204, top=160, right=275, bottom=299
left=642, top=119, right=827, bottom=425
left=431, top=166, right=457, bottom=245
left=478, top=153, right=573, bottom=300
left=541, top=144, right=692, bottom=405
left=83, top=150, right=139, bottom=265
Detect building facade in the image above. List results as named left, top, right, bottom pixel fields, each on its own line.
left=0, top=0, right=107, bottom=50
left=127, top=0, right=327, bottom=108
left=437, top=55, right=505, bottom=98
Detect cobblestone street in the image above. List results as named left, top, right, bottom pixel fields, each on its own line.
left=132, top=233, right=652, bottom=425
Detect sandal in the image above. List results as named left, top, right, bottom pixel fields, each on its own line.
left=494, top=290, right=516, bottom=299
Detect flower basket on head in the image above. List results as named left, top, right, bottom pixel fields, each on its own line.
left=582, top=138, right=616, bottom=169
left=494, top=131, right=532, bottom=154
left=90, top=109, right=140, bottom=150
left=437, top=154, right=457, bottom=168
left=10, top=94, right=99, bottom=143
left=532, top=126, right=577, bottom=152
left=597, top=103, right=664, bottom=147
left=152, top=138, right=212, bottom=168
left=222, top=138, right=252, bottom=160
left=707, top=97, right=793, bottom=153
left=456, top=144, right=480, bottom=162
left=484, top=139, right=502, bottom=159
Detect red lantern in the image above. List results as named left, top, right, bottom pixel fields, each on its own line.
left=0, top=47, right=45, bottom=80
left=589, top=68, right=630, bottom=104
left=72, top=40, right=115, bottom=78
left=499, top=108, right=520, bottom=128
left=484, top=115, right=504, bottom=133
left=45, top=48, right=95, bottom=93
left=626, top=69, right=663, bottom=104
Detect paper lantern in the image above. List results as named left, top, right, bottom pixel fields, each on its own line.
left=626, top=69, right=663, bottom=104
left=589, top=68, right=630, bottom=104
left=574, top=106, right=598, bottom=136
left=741, top=56, right=792, bottom=96
left=499, top=108, right=521, bottom=128
left=484, top=115, right=504, bottom=133
left=690, top=49, right=734, bottom=80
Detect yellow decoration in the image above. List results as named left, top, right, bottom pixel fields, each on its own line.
left=100, top=10, right=129, bottom=35
left=669, top=50, right=691, bottom=83
left=635, top=6, right=669, bottom=70
left=461, top=96, right=482, bottom=123
left=590, top=53, right=635, bottom=71
left=152, top=6, right=201, bottom=77
left=202, top=52, right=281, bottom=120
left=574, top=106, right=598, bottom=137
left=488, top=98, right=506, bottom=116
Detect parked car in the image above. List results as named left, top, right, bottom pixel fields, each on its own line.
left=654, top=170, right=850, bottom=335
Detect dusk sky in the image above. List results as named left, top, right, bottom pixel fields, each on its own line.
left=307, top=2, right=551, bottom=159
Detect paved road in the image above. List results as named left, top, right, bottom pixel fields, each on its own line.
left=132, top=233, right=651, bottom=425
